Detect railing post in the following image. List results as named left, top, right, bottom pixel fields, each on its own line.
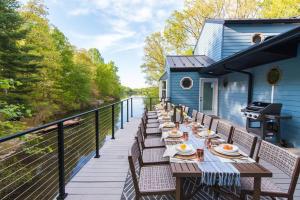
left=130, top=98, right=133, bottom=118
left=112, top=104, right=115, bottom=139
left=121, top=101, right=124, bottom=129
left=95, top=110, right=100, bottom=158
left=127, top=99, right=129, bottom=122
left=57, top=122, right=67, bottom=200
left=149, top=97, right=152, bottom=111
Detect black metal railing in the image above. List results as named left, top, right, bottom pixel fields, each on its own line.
left=0, top=97, right=155, bottom=200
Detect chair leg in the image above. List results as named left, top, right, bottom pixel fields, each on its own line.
left=135, top=194, right=141, bottom=200
left=240, top=192, right=245, bottom=200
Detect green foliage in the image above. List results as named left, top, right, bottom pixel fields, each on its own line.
left=0, top=0, right=122, bottom=137
left=0, top=0, right=40, bottom=105
left=260, top=0, right=300, bottom=18
left=0, top=103, right=31, bottom=120
left=140, top=32, right=166, bottom=86
left=23, top=134, right=54, bottom=155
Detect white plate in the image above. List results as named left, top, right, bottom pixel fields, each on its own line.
left=198, top=130, right=216, bottom=137
left=168, top=131, right=182, bottom=138
left=163, top=122, right=175, bottom=128
left=175, top=144, right=196, bottom=155
left=189, top=122, right=202, bottom=127
left=214, top=144, right=239, bottom=155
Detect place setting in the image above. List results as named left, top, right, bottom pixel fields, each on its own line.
left=163, top=143, right=203, bottom=163
left=161, top=128, right=186, bottom=142
left=209, top=143, right=255, bottom=163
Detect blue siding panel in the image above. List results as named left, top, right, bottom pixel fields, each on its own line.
left=194, top=22, right=223, bottom=61
left=219, top=44, right=300, bottom=147
left=222, top=24, right=299, bottom=58
left=170, top=72, right=200, bottom=114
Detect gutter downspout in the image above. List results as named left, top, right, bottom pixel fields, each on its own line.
left=223, top=65, right=253, bottom=104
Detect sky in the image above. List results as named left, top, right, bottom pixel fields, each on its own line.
left=22, top=0, right=184, bottom=88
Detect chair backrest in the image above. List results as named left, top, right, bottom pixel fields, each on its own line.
left=203, top=115, right=212, bottom=129
left=191, top=110, right=198, bottom=122
left=257, top=140, right=300, bottom=196
left=216, top=120, right=233, bottom=143
left=232, top=128, right=257, bottom=158
left=210, top=119, right=219, bottom=132
left=196, top=112, right=205, bottom=124
left=140, top=119, right=148, bottom=138
left=136, top=126, right=145, bottom=150
left=184, top=106, right=189, bottom=114
left=128, top=141, right=142, bottom=195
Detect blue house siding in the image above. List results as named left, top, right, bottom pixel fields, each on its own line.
left=218, top=73, right=248, bottom=126
left=222, top=24, right=299, bottom=58
left=194, top=22, right=223, bottom=61
left=219, top=44, right=300, bottom=147
left=170, top=72, right=200, bottom=114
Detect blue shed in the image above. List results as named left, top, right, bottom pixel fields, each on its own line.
left=159, top=18, right=300, bottom=147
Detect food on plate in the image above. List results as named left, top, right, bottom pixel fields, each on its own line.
left=223, top=144, right=233, bottom=151
left=171, top=128, right=178, bottom=133
left=180, top=144, right=187, bottom=150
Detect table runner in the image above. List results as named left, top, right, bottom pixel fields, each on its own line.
left=180, top=125, right=241, bottom=187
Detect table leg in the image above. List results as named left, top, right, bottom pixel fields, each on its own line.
left=176, top=177, right=183, bottom=200
left=253, top=177, right=261, bottom=200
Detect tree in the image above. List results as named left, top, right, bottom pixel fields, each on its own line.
left=0, top=0, right=40, bottom=104
left=164, top=0, right=259, bottom=53
left=140, top=32, right=166, bottom=86
left=260, top=0, right=300, bottom=18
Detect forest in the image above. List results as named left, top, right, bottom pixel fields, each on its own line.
left=0, top=0, right=123, bottom=137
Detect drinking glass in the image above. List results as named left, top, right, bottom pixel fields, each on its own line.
left=197, top=148, right=204, bottom=162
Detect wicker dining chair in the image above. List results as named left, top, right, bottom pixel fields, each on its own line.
left=216, top=120, right=233, bottom=143
left=231, top=128, right=257, bottom=158
left=144, top=112, right=159, bottom=124
left=210, top=118, right=219, bottom=132
left=240, top=140, right=300, bottom=200
left=137, top=126, right=165, bottom=149
left=142, top=114, right=159, bottom=128
left=191, top=110, right=198, bottom=122
left=140, top=119, right=161, bottom=138
left=203, top=115, right=213, bottom=129
left=196, top=112, right=205, bottom=124
left=135, top=135, right=168, bottom=166
left=144, top=107, right=157, bottom=116
left=128, top=142, right=175, bottom=200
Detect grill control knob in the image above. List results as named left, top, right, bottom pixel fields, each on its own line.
left=253, top=115, right=258, bottom=119
left=248, top=114, right=252, bottom=118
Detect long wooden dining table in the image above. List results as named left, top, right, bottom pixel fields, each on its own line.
left=163, top=130, right=272, bottom=200
left=170, top=161, right=272, bottom=200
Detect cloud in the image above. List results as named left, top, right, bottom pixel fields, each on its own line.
left=68, top=8, right=92, bottom=16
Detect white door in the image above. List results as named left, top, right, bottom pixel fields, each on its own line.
left=199, top=78, right=218, bottom=115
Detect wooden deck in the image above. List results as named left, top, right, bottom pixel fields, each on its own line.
left=65, top=118, right=139, bottom=200
left=65, top=117, right=300, bottom=200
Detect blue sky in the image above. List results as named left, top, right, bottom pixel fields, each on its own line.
left=22, top=0, right=183, bottom=88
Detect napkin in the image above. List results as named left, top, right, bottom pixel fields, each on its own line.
left=163, top=145, right=178, bottom=157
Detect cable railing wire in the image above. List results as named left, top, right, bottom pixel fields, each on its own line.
left=0, top=97, right=155, bottom=200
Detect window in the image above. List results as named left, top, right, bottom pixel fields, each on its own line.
left=180, top=77, right=193, bottom=89
left=252, top=33, right=264, bottom=44
left=161, top=81, right=167, bottom=98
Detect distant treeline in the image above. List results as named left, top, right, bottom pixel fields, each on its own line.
left=0, top=0, right=123, bottom=136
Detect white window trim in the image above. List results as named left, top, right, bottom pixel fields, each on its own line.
left=180, top=77, right=193, bottom=90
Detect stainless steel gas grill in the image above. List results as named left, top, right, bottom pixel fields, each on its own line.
left=241, top=102, right=283, bottom=141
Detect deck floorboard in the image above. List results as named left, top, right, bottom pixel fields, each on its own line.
left=65, top=117, right=300, bottom=200
left=65, top=118, right=139, bottom=200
